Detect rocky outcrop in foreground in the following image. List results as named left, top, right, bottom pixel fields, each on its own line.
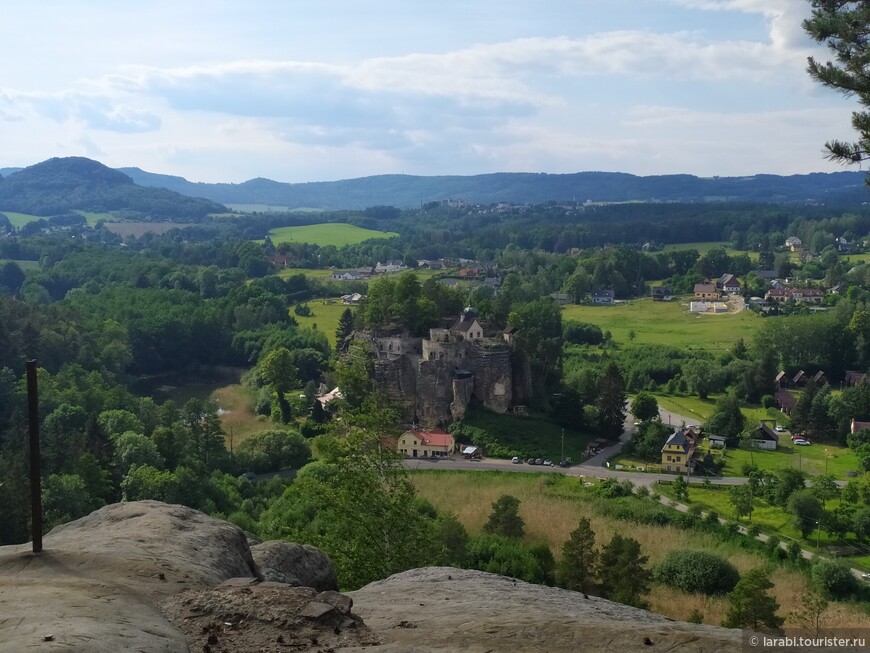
left=0, top=502, right=740, bottom=652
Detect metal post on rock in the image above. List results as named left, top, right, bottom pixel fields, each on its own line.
left=26, top=360, right=42, bottom=554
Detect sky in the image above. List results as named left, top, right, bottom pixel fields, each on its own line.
left=0, top=0, right=859, bottom=183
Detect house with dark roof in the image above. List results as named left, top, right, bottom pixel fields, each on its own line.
left=774, top=371, right=788, bottom=390
left=792, top=370, right=807, bottom=386
left=651, top=285, right=673, bottom=301
left=694, top=283, right=718, bottom=300
left=502, top=325, right=516, bottom=344
left=812, top=371, right=828, bottom=386
left=591, top=289, right=614, bottom=304
left=775, top=391, right=797, bottom=415
left=851, top=419, right=870, bottom=435
left=716, top=274, right=741, bottom=294
left=450, top=307, right=483, bottom=341
left=660, top=427, right=697, bottom=474
left=749, top=420, right=779, bottom=450
left=846, top=370, right=869, bottom=386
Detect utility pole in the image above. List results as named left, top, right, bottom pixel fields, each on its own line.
left=816, top=519, right=822, bottom=552
left=561, top=429, right=565, bottom=462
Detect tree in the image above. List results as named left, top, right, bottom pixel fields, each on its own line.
left=597, top=362, right=627, bottom=440
left=235, top=429, right=311, bottom=473
left=811, top=558, right=858, bottom=599
left=558, top=517, right=597, bottom=593
left=42, top=473, right=105, bottom=529
left=705, top=393, right=745, bottom=447
left=630, top=392, right=659, bottom=422
left=804, top=2, right=870, bottom=175
left=335, top=307, right=355, bottom=343
left=722, top=568, right=783, bottom=630
left=672, top=474, right=688, bottom=501
left=508, top=299, right=563, bottom=389
left=257, top=347, right=296, bottom=422
left=729, top=483, right=754, bottom=521
left=596, top=534, right=651, bottom=608
left=787, top=489, right=825, bottom=539
left=788, top=589, right=829, bottom=637
left=484, top=495, right=525, bottom=538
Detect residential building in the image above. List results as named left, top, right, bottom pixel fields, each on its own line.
left=764, top=288, right=825, bottom=304
left=693, top=283, right=719, bottom=300
left=502, top=325, right=516, bottom=344
left=332, top=270, right=365, bottom=281
left=774, top=371, right=788, bottom=390
left=793, top=370, right=807, bottom=386
left=749, top=420, right=779, bottom=450
left=375, top=260, right=406, bottom=274
left=449, top=307, right=484, bottom=341
left=845, top=370, right=869, bottom=386
left=716, top=274, right=741, bottom=294
left=398, top=428, right=455, bottom=458
left=851, top=419, right=870, bottom=435
left=660, top=427, right=698, bottom=474
left=591, top=289, right=614, bottom=304
left=785, top=236, right=803, bottom=251
left=651, top=285, right=673, bottom=301
left=812, top=371, right=828, bottom=386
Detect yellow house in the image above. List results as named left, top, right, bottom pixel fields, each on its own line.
left=398, top=428, right=455, bottom=458
left=661, top=427, right=698, bottom=474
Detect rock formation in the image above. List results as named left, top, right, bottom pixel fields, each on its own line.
left=0, top=502, right=743, bottom=652
left=363, top=307, right=533, bottom=426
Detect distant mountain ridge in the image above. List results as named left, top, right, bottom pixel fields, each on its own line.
left=3, top=158, right=868, bottom=211
left=118, top=167, right=870, bottom=209
left=0, top=158, right=225, bottom=219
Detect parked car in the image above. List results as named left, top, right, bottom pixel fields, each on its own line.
left=526, top=458, right=536, bottom=465
left=535, top=458, right=543, bottom=465
left=543, top=459, right=553, bottom=466
left=559, top=460, right=571, bottom=468
left=862, top=573, right=870, bottom=582
left=511, top=456, right=521, bottom=464
left=794, top=439, right=811, bottom=446
left=774, top=425, right=785, bottom=432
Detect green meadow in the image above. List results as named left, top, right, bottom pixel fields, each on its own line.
left=2, top=212, right=44, bottom=228
left=291, top=298, right=352, bottom=347
left=562, top=297, right=760, bottom=351
left=265, top=223, right=398, bottom=247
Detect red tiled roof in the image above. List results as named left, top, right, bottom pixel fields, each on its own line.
left=403, top=428, right=454, bottom=447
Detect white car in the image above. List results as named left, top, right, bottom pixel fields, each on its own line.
left=794, top=439, right=811, bottom=446
left=774, top=425, right=785, bottom=432
left=511, top=456, right=521, bottom=464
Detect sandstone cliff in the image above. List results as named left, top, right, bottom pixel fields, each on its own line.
left=0, top=502, right=742, bottom=652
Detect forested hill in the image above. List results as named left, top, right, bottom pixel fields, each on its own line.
left=118, top=167, right=870, bottom=210
left=0, top=157, right=225, bottom=219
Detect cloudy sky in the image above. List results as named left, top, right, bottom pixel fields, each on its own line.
left=0, top=0, right=858, bottom=183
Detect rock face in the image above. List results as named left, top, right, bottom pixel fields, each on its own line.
left=349, top=567, right=741, bottom=653
left=250, top=540, right=338, bottom=591
left=0, top=501, right=362, bottom=653
left=0, top=503, right=743, bottom=652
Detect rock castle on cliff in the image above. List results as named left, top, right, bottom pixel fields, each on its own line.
left=355, top=307, right=532, bottom=426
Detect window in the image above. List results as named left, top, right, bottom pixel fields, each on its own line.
left=666, top=455, right=672, bottom=462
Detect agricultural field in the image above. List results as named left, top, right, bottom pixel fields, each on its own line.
left=77, top=211, right=114, bottom=225
left=661, top=241, right=758, bottom=261
left=562, top=297, right=760, bottom=351
left=277, top=267, right=335, bottom=282
left=411, top=471, right=869, bottom=627
left=2, top=211, right=45, bottom=228
left=265, top=223, right=398, bottom=247
left=291, top=298, right=351, bottom=347
left=9, top=259, right=39, bottom=270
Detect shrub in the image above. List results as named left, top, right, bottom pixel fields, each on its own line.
left=747, top=524, right=761, bottom=537
left=812, top=559, right=859, bottom=599
left=653, top=550, right=740, bottom=595
left=465, top=534, right=555, bottom=585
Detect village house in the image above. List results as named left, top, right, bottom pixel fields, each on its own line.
left=785, top=236, right=803, bottom=251
left=651, top=285, right=673, bottom=301
left=792, top=370, right=807, bottom=386
left=660, top=427, right=698, bottom=474
left=764, top=288, right=825, bottom=304
left=846, top=370, right=869, bottom=386
left=398, top=427, right=455, bottom=458
left=749, top=420, right=779, bottom=450
left=851, top=419, right=870, bottom=435
left=774, top=371, right=788, bottom=390
left=502, top=325, right=516, bottom=344
left=332, top=270, right=365, bottom=281
left=591, top=289, right=614, bottom=304
left=375, top=260, right=406, bottom=274
left=693, top=282, right=719, bottom=301
left=450, top=308, right=484, bottom=341
left=716, top=273, right=741, bottom=294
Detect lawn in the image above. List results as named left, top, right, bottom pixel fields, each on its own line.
left=719, top=434, right=862, bottom=480
left=459, top=407, right=592, bottom=462
left=562, top=297, right=760, bottom=351
left=291, top=298, right=352, bottom=347
left=410, top=470, right=870, bottom=627
left=277, top=267, right=336, bottom=282
left=77, top=211, right=115, bottom=225
left=7, top=259, right=39, bottom=270
left=661, top=242, right=758, bottom=261
left=265, top=223, right=398, bottom=247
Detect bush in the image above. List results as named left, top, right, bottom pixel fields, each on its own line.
left=747, top=524, right=761, bottom=537
left=761, top=394, right=775, bottom=409
left=465, top=534, right=555, bottom=585
left=812, top=558, right=859, bottom=599
left=653, top=550, right=740, bottom=595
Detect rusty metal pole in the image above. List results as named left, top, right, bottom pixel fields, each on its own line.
left=26, top=360, right=42, bottom=553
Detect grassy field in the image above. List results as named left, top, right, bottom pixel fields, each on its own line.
left=77, top=211, right=115, bottom=225
left=661, top=242, right=758, bottom=261
left=460, top=408, right=592, bottom=461
left=212, top=383, right=266, bottom=446
left=277, top=268, right=336, bottom=281
left=719, top=434, right=861, bottom=479
left=265, top=223, right=398, bottom=247
left=562, top=297, right=760, bottom=351
left=291, top=298, right=352, bottom=347
left=411, top=470, right=869, bottom=627
left=7, top=259, right=39, bottom=270
left=2, top=211, right=44, bottom=227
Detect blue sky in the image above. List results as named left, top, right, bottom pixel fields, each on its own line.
left=0, top=0, right=858, bottom=183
